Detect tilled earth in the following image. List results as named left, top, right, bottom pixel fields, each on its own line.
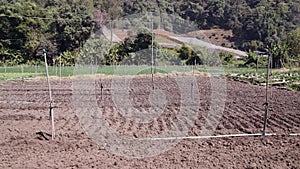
left=0, top=76, right=299, bottom=169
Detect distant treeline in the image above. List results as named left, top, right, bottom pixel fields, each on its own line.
left=0, top=0, right=299, bottom=68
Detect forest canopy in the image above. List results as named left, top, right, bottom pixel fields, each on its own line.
left=0, top=0, right=299, bottom=67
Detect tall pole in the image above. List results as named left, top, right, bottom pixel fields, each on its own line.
left=110, top=21, right=113, bottom=45
left=151, top=17, right=154, bottom=90
left=191, top=58, right=197, bottom=100
left=262, top=55, right=270, bottom=136
left=43, top=49, right=55, bottom=140
left=4, top=61, right=6, bottom=73
left=193, top=58, right=197, bottom=76
left=270, top=56, right=273, bottom=98
left=59, top=54, right=62, bottom=85
left=21, top=64, right=24, bottom=82
left=100, top=64, right=103, bottom=100
left=110, top=20, right=115, bottom=67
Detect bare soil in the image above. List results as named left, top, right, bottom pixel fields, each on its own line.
left=184, top=29, right=236, bottom=48
left=0, top=77, right=299, bottom=168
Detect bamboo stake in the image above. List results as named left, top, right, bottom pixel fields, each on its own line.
left=21, top=64, right=24, bottom=82
left=270, top=56, right=273, bottom=98
left=55, top=62, right=57, bottom=76
left=43, top=49, right=55, bottom=140
left=4, top=62, right=6, bottom=73
left=262, top=55, right=270, bottom=136
left=59, top=54, right=62, bottom=85
left=151, top=17, right=154, bottom=90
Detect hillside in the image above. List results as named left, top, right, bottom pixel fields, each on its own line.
left=110, top=28, right=246, bottom=57
left=184, top=29, right=236, bottom=48
left=0, top=0, right=299, bottom=67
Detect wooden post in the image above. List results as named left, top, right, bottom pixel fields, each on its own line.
left=151, top=18, right=154, bottom=90
left=110, top=21, right=113, bottom=45
left=59, top=54, right=62, bottom=85
left=55, top=62, right=57, bottom=76
left=43, top=49, right=55, bottom=140
left=193, top=58, right=197, bottom=76
left=21, top=64, right=24, bottom=81
left=256, top=56, right=259, bottom=77
left=269, top=56, right=273, bottom=98
left=4, top=61, right=6, bottom=73
left=100, top=64, right=103, bottom=100
left=262, top=55, right=270, bottom=136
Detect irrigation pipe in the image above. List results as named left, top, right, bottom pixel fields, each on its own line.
left=139, top=133, right=300, bottom=141
left=43, top=49, right=55, bottom=140
left=289, top=133, right=300, bottom=136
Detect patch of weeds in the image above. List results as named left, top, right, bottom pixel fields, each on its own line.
left=287, top=84, right=300, bottom=91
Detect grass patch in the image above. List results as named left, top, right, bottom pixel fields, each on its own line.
left=0, top=72, right=42, bottom=81
left=287, top=84, right=300, bottom=91
left=1, top=64, right=299, bottom=92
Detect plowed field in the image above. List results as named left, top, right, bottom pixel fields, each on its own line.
left=0, top=77, right=299, bottom=168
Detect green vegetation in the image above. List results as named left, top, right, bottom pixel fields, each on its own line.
left=0, top=65, right=74, bottom=81
left=0, top=0, right=299, bottom=69
left=287, top=84, right=300, bottom=91
left=227, top=69, right=300, bottom=91
left=0, top=73, right=40, bottom=81
left=123, top=0, right=300, bottom=63
left=0, top=0, right=95, bottom=66
left=102, top=30, right=156, bottom=65
left=1, top=64, right=299, bottom=92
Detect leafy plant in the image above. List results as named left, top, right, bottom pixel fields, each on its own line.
left=59, top=51, right=78, bottom=66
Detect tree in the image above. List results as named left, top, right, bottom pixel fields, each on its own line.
left=286, top=27, right=300, bottom=60
left=243, top=51, right=260, bottom=69
left=178, top=44, right=192, bottom=60
left=93, top=0, right=124, bottom=21
left=205, top=0, right=226, bottom=28
left=268, top=42, right=290, bottom=68
left=178, top=44, right=205, bottom=65
left=103, top=31, right=154, bottom=65
left=0, top=0, right=47, bottom=63
left=232, top=0, right=299, bottom=51
left=1, top=0, right=299, bottom=66
left=46, top=0, right=95, bottom=53
left=132, top=32, right=153, bottom=51
left=219, top=52, right=236, bottom=65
